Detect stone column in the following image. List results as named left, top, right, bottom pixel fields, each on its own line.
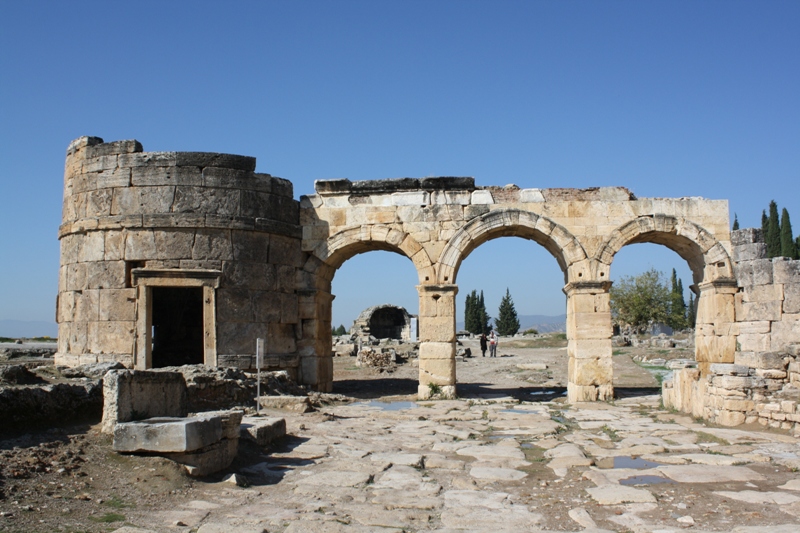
left=296, top=289, right=334, bottom=392
left=417, top=284, right=458, bottom=399
left=694, top=279, right=738, bottom=375
left=565, top=281, right=614, bottom=402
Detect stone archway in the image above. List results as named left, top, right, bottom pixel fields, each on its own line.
left=296, top=225, right=433, bottom=392
left=419, top=209, right=609, bottom=400
left=596, top=215, right=737, bottom=374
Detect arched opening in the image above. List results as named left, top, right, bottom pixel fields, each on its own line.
left=599, top=216, right=736, bottom=376
left=608, top=243, right=697, bottom=397
left=454, top=236, right=568, bottom=401
left=329, top=250, right=421, bottom=399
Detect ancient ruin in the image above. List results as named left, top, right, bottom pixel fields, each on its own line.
left=350, top=304, right=417, bottom=341
left=58, top=136, right=790, bottom=411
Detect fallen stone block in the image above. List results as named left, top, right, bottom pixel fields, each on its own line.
left=240, top=416, right=286, bottom=445
left=102, top=369, right=187, bottom=434
left=166, top=437, right=239, bottom=477
left=113, top=416, right=224, bottom=453
left=258, top=395, right=313, bottom=412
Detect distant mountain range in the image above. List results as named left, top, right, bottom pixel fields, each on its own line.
left=0, top=320, right=58, bottom=338
left=456, top=314, right=566, bottom=333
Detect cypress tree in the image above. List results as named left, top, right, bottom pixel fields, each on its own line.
left=479, top=291, right=490, bottom=334
left=780, top=208, right=797, bottom=259
left=762, top=210, right=769, bottom=240
left=667, top=269, right=687, bottom=330
left=767, top=201, right=781, bottom=258
left=495, top=288, right=520, bottom=336
left=687, top=293, right=696, bottom=328
left=464, top=290, right=476, bottom=334
left=732, top=214, right=739, bottom=231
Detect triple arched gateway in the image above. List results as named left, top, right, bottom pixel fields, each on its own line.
left=56, top=138, right=735, bottom=402
left=299, top=178, right=735, bottom=401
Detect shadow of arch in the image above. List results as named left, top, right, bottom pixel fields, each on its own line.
left=594, top=215, right=733, bottom=286
left=437, top=208, right=588, bottom=285
left=302, top=225, right=435, bottom=289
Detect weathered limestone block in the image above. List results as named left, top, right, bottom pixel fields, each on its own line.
left=418, top=356, right=456, bottom=384
left=240, top=416, right=287, bottom=445
left=755, top=369, right=787, bottom=379
left=737, top=333, right=771, bottom=352
left=771, top=315, right=800, bottom=352
left=735, top=351, right=786, bottom=370
left=784, top=283, right=800, bottom=314
left=568, top=356, right=612, bottom=386
left=732, top=243, right=767, bottom=262
left=86, top=260, right=126, bottom=289
left=709, top=364, right=750, bottom=376
left=717, top=410, right=746, bottom=426
left=101, top=370, right=187, bottom=434
left=735, top=293, right=781, bottom=322
left=712, top=375, right=766, bottom=390
left=88, top=321, right=134, bottom=354
left=113, top=416, right=224, bottom=453
left=774, top=257, right=800, bottom=284
left=152, top=229, right=195, bottom=259
left=258, top=395, right=313, bottom=412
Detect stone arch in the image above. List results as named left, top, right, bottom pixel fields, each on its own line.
left=437, top=208, right=588, bottom=285
left=595, top=214, right=737, bottom=374
left=302, top=224, right=435, bottom=290
left=594, top=214, right=733, bottom=285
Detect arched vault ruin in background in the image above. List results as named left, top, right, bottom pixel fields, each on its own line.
left=56, top=139, right=735, bottom=403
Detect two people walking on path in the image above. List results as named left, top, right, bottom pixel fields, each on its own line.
left=480, top=330, right=498, bottom=357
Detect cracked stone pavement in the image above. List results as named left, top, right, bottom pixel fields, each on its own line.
left=117, top=394, right=800, bottom=533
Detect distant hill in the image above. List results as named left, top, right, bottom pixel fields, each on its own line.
left=0, top=319, right=58, bottom=338
left=457, top=314, right=566, bottom=333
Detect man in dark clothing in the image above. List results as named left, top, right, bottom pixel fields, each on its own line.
left=479, top=333, right=487, bottom=357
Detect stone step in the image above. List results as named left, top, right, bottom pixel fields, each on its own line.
left=240, top=416, right=287, bottom=446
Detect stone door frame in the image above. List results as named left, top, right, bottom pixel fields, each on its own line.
left=131, top=269, right=221, bottom=370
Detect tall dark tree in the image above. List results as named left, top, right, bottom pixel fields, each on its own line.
left=767, top=200, right=781, bottom=258
left=478, top=290, right=491, bottom=334
left=495, top=288, right=520, bottom=336
left=464, top=290, right=477, bottom=334
left=761, top=210, right=769, bottom=239
left=780, top=208, right=797, bottom=259
left=732, top=213, right=739, bottom=231
left=687, top=292, right=697, bottom=328
left=667, top=269, right=687, bottom=330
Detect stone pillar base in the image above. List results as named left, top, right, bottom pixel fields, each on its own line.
left=568, top=383, right=613, bottom=403
left=418, top=384, right=457, bottom=400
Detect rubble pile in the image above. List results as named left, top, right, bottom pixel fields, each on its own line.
left=356, top=347, right=397, bottom=370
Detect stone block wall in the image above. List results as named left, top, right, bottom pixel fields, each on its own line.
left=57, top=137, right=303, bottom=377
left=664, top=228, right=800, bottom=433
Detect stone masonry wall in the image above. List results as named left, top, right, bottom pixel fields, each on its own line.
left=664, top=228, right=800, bottom=434
left=56, top=137, right=303, bottom=376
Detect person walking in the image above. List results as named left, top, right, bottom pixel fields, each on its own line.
left=488, top=330, right=497, bottom=358
left=479, top=332, right=488, bottom=357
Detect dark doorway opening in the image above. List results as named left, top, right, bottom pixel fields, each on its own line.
left=152, top=287, right=204, bottom=368
left=368, top=307, right=406, bottom=339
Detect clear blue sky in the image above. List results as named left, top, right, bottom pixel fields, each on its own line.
left=1, top=1, right=798, bottom=333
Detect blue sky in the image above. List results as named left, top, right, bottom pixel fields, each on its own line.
left=1, top=1, right=798, bottom=333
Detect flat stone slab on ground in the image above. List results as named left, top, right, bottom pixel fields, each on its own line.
left=657, top=464, right=765, bottom=483
left=586, top=485, right=656, bottom=504
left=469, top=466, right=527, bottom=481
left=293, top=470, right=372, bottom=487
left=713, top=490, right=800, bottom=505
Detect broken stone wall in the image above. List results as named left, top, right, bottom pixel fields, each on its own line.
left=664, top=228, right=800, bottom=433
left=56, top=137, right=303, bottom=377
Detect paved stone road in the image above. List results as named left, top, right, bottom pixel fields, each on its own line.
left=118, top=395, right=800, bottom=533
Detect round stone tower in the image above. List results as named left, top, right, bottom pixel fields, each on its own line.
left=56, top=137, right=303, bottom=377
